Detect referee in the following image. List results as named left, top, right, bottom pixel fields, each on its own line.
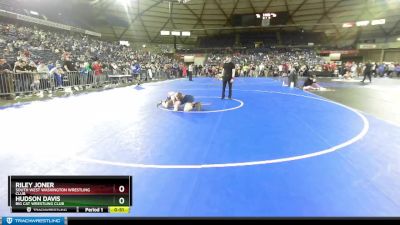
left=221, top=56, right=236, bottom=100
left=361, top=61, right=372, bottom=83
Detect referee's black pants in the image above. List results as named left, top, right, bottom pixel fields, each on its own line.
left=362, top=72, right=372, bottom=82
left=188, top=71, right=193, bottom=81
left=222, top=77, right=232, bottom=99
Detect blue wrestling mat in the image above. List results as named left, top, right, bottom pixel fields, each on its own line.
left=0, top=77, right=400, bottom=216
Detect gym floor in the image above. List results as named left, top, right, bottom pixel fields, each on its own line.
left=307, top=77, right=400, bottom=126
left=0, top=77, right=399, bottom=216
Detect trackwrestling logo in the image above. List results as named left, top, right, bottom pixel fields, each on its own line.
left=2, top=217, right=64, bottom=225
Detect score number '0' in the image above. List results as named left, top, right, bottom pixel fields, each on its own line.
left=119, top=185, right=125, bottom=205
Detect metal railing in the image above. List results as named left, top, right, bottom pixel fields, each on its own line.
left=0, top=69, right=170, bottom=97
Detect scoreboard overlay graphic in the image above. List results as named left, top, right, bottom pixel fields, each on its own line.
left=8, top=176, right=132, bottom=214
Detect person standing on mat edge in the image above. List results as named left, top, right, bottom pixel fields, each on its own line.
left=288, top=64, right=299, bottom=88
left=188, top=63, right=193, bottom=81
left=221, top=56, right=235, bottom=100
left=361, top=61, right=372, bottom=83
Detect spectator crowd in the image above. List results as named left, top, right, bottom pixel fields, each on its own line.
left=1, top=21, right=400, bottom=99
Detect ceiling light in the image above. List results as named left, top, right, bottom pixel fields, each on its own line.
left=160, top=30, right=170, bottom=36
left=181, top=31, right=191, bottom=36
left=342, top=22, right=353, bottom=28
left=29, top=10, right=39, bottom=16
left=371, top=19, right=385, bottom=25
left=356, top=21, right=370, bottom=27
left=117, top=0, right=130, bottom=6
left=171, top=31, right=181, bottom=36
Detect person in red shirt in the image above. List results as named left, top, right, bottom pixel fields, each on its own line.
left=92, top=61, right=102, bottom=75
left=182, top=64, right=187, bottom=78
left=330, top=62, right=337, bottom=72
left=92, top=61, right=103, bottom=87
left=23, top=49, right=30, bottom=58
left=283, top=63, right=288, bottom=76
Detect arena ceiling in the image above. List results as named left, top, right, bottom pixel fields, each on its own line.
left=78, top=0, right=400, bottom=45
